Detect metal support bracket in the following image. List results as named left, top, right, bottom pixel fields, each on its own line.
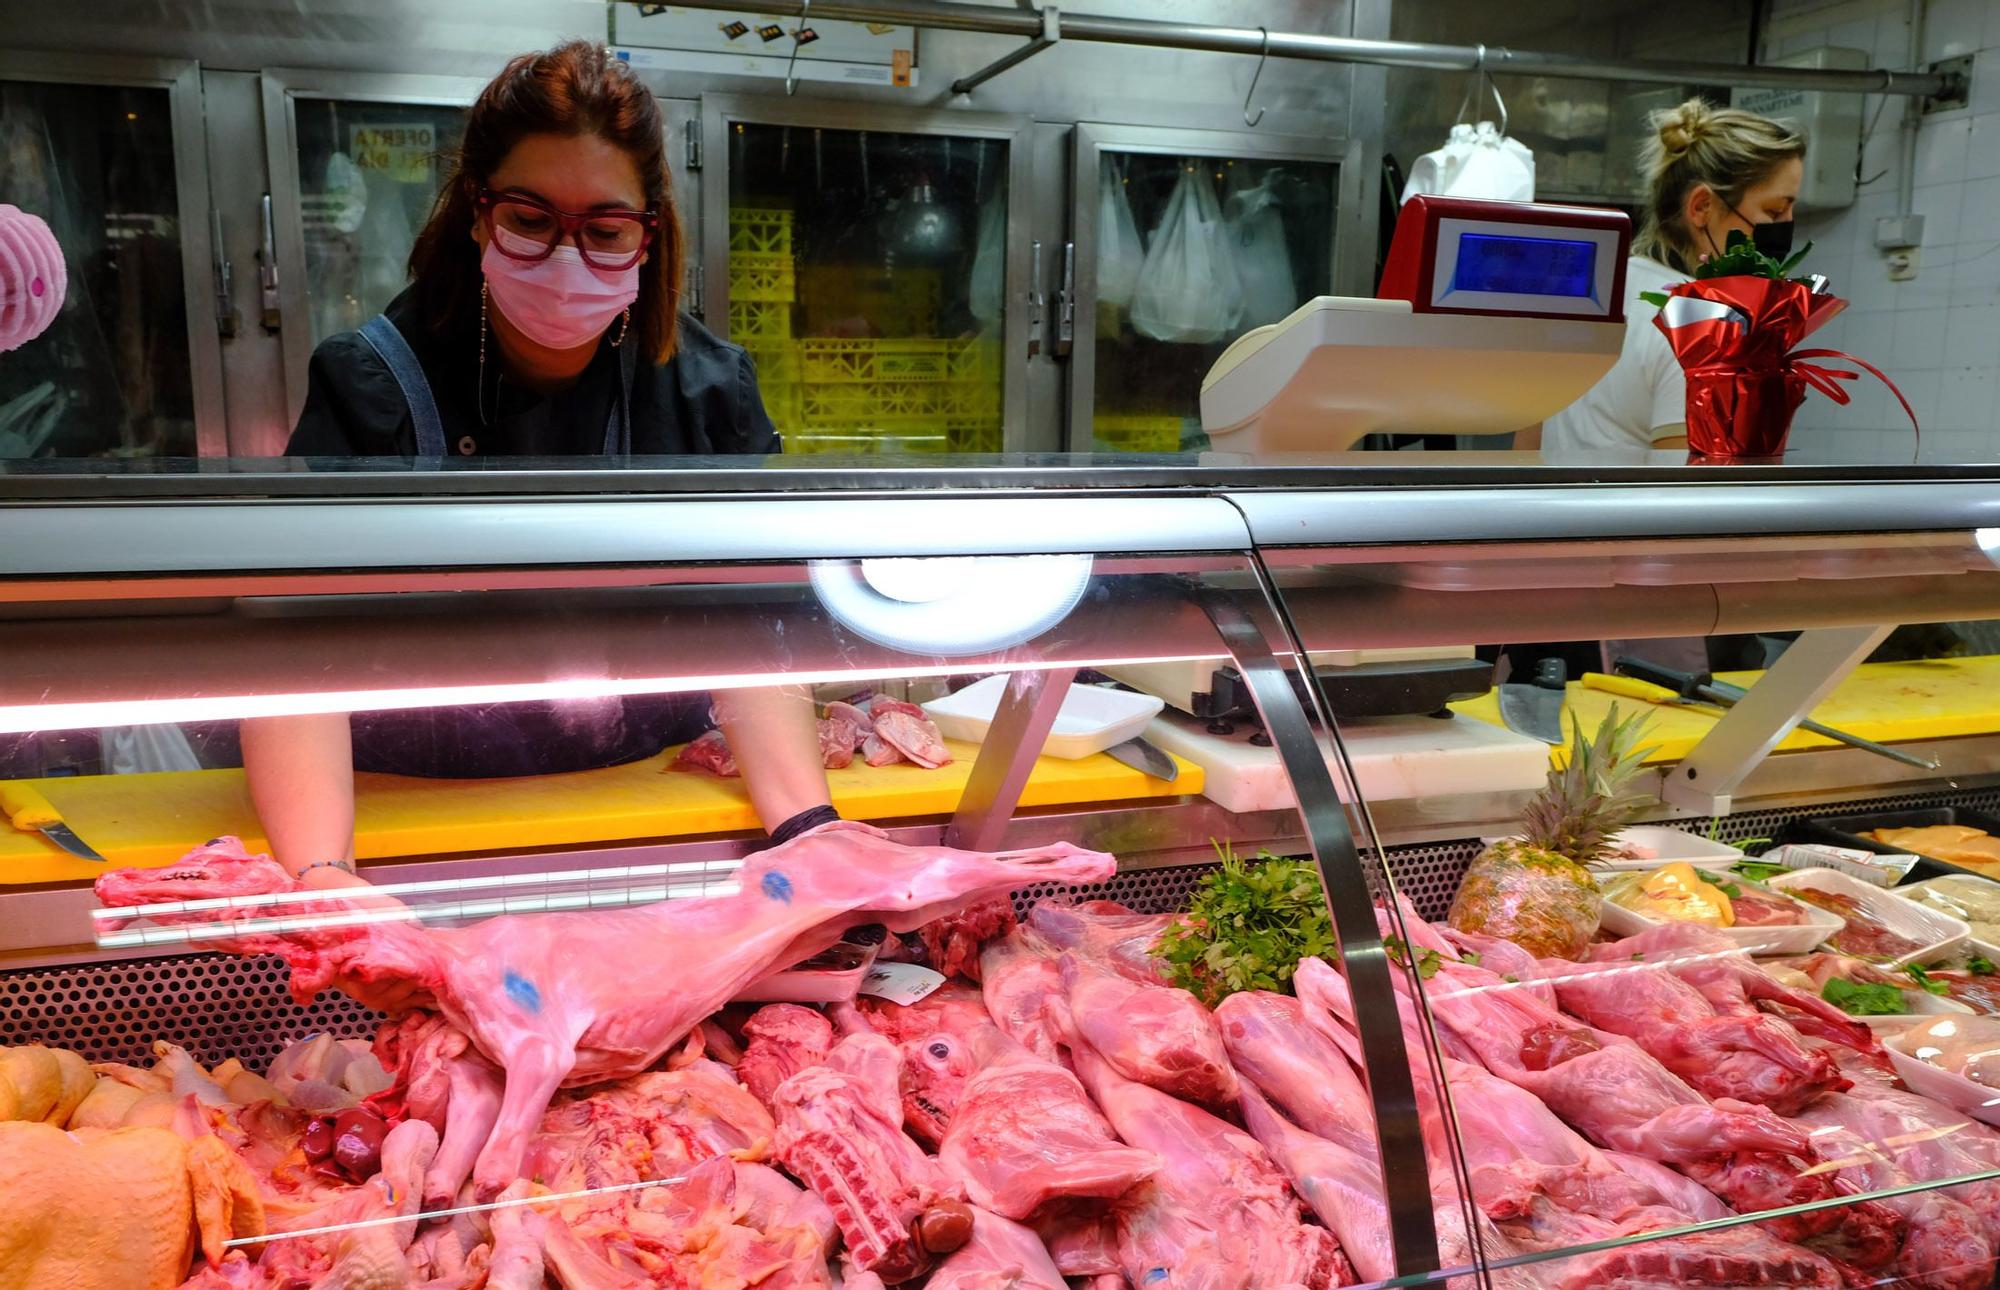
left=944, top=666, right=1077, bottom=851
left=1200, top=590, right=1441, bottom=1279
left=1661, top=624, right=1893, bottom=816
left=951, top=5, right=1060, bottom=96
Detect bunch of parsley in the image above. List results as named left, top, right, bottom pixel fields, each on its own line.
left=1639, top=228, right=1816, bottom=308
left=1159, top=841, right=1336, bottom=1006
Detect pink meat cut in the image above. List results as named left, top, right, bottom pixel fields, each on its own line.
left=738, top=1003, right=835, bottom=1110
left=1057, top=951, right=1238, bottom=1106
left=926, top=1208, right=1067, bottom=1290
left=978, top=932, right=1068, bottom=1062
left=768, top=1030, right=972, bottom=1281
left=1543, top=927, right=1851, bottom=1114
left=1026, top=901, right=1176, bottom=983
left=918, top=893, right=1016, bottom=982
left=95, top=823, right=1114, bottom=1201
left=1065, top=1035, right=1353, bottom=1290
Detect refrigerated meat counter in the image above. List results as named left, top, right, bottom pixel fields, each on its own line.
left=10, top=458, right=2000, bottom=1290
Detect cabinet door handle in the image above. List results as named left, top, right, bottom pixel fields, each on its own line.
left=1054, top=240, right=1075, bottom=358
left=1026, top=239, right=1045, bottom=359
left=256, top=193, right=281, bottom=334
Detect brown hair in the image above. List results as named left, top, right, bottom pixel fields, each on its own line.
left=1634, top=97, right=1806, bottom=275
left=407, top=41, right=682, bottom=363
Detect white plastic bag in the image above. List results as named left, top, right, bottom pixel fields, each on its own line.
left=1131, top=164, right=1242, bottom=344
left=1401, top=121, right=1536, bottom=204
left=100, top=724, right=202, bottom=774
left=1096, top=157, right=1145, bottom=309
left=968, top=192, right=1005, bottom=325
left=1223, top=170, right=1296, bottom=329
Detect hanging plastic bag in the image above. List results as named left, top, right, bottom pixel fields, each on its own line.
left=968, top=191, right=1005, bottom=326
left=100, top=724, right=202, bottom=775
left=1097, top=157, right=1145, bottom=309
left=1131, top=163, right=1242, bottom=344
left=1223, top=169, right=1296, bottom=329
left=1400, top=120, right=1536, bottom=204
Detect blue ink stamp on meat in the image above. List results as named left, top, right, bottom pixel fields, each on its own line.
left=504, top=971, right=541, bottom=1013
left=762, top=870, right=794, bottom=903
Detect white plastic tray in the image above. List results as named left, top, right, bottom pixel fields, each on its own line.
left=1900, top=875, right=2000, bottom=960
left=1768, top=867, right=1971, bottom=968
left=1588, top=826, right=1745, bottom=871
left=1886, top=1047, right=2000, bottom=1129
left=1852, top=989, right=1977, bottom=1033
left=1598, top=868, right=1842, bottom=957
left=921, top=677, right=1163, bottom=759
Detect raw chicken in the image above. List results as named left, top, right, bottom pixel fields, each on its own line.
left=769, top=1031, right=973, bottom=1280
left=1893, top=1015, right=2000, bottom=1087
left=0, top=1122, right=195, bottom=1290
left=1065, top=1035, right=1353, bottom=1289
left=255, top=1118, right=438, bottom=1289
left=95, top=824, right=1114, bottom=1201
left=1058, top=951, right=1238, bottom=1106
left=927, top=1207, right=1067, bottom=1290
left=367, top=1013, right=505, bottom=1210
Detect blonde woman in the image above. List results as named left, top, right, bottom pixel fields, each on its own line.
left=1534, top=99, right=1805, bottom=462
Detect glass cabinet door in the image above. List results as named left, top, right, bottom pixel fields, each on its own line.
left=705, top=97, right=1029, bottom=455
left=0, top=69, right=210, bottom=459
left=1072, top=126, right=1342, bottom=453
left=263, top=73, right=484, bottom=421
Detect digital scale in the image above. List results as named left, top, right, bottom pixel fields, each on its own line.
left=1200, top=196, right=1632, bottom=451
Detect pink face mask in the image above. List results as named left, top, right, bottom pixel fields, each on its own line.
left=481, top=225, right=640, bottom=352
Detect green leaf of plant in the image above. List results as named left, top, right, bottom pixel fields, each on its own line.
left=1823, top=976, right=1906, bottom=1016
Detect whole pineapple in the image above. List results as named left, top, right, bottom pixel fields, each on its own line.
left=1448, top=705, right=1657, bottom=959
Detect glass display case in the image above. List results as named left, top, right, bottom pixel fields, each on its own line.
left=7, top=461, right=2000, bottom=1289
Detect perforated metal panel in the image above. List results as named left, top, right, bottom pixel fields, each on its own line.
left=18, top=785, right=2000, bottom=1069
left=0, top=953, right=381, bottom=1070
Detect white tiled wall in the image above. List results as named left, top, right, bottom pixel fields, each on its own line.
left=1766, top=0, right=2000, bottom=463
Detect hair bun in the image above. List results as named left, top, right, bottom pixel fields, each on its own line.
left=1656, top=99, right=1713, bottom=158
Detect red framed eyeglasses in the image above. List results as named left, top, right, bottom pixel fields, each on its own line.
left=476, top=188, right=659, bottom=271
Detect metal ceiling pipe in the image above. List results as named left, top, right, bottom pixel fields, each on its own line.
left=654, top=0, right=1955, bottom=97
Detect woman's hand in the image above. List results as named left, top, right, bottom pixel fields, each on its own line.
left=295, top=864, right=432, bottom=1015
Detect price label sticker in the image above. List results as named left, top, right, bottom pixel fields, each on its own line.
left=858, top=961, right=946, bottom=1006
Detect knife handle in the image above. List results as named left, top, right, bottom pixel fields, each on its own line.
left=1581, top=672, right=1681, bottom=704
left=1613, top=655, right=1702, bottom=699
left=0, top=781, right=61, bottom=831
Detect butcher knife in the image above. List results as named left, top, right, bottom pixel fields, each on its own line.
left=1497, top=658, right=1568, bottom=745
left=0, top=781, right=103, bottom=861
left=1612, top=656, right=1940, bottom=772
left=1103, top=736, right=1179, bottom=782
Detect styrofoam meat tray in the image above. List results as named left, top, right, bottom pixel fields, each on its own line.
left=1899, top=874, right=2000, bottom=962
left=1887, top=1047, right=2000, bottom=1129
left=921, top=677, right=1163, bottom=759
left=1853, top=989, right=1977, bottom=1033
left=1598, top=868, right=1843, bottom=957
left=1587, top=826, right=1745, bottom=871
left=1768, top=867, right=1972, bottom=968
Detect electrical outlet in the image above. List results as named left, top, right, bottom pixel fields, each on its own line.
left=1876, top=214, right=1926, bottom=249
left=1887, top=247, right=1921, bottom=282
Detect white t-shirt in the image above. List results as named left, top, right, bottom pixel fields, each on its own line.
left=1541, top=256, right=1687, bottom=463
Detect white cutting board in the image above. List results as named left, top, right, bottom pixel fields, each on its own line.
left=1145, top=709, right=1548, bottom=814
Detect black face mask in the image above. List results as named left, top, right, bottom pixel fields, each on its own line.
left=1707, top=208, right=1795, bottom=263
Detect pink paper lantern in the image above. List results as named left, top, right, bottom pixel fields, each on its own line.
left=0, top=204, right=67, bottom=355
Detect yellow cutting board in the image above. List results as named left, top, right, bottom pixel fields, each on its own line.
left=1454, top=655, right=2000, bottom=766
left=0, top=739, right=1200, bottom=885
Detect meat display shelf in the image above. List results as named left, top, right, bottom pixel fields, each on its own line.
left=8, top=460, right=2000, bottom=1289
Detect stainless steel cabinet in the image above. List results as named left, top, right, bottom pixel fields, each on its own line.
left=698, top=95, right=1033, bottom=455
left=0, top=53, right=222, bottom=459
left=1067, top=123, right=1350, bottom=453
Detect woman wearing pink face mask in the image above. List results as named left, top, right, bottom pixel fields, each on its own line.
left=256, top=43, right=833, bottom=904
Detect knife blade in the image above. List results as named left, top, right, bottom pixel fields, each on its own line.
left=0, top=781, right=104, bottom=861
left=1103, top=736, right=1179, bottom=781
left=1498, top=657, right=1568, bottom=745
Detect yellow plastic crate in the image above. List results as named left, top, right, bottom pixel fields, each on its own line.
left=1093, top=415, right=1185, bottom=453
left=729, top=207, right=793, bottom=255
left=731, top=251, right=796, bottom=303
left=729, top=298, right=792, bottom=341
left=799, top=339, right=960, bottom=384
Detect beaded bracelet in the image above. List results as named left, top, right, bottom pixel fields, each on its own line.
left=295, top=859, right=356, bottom=879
